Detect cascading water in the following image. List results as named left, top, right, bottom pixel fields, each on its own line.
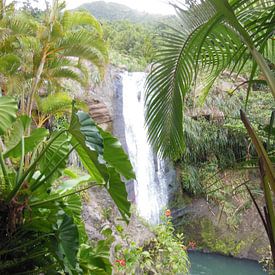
left=121, top=72, right=174, bottom=224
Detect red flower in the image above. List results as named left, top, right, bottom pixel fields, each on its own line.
left=115, top=259, right=126, bottom=267
left=120, top=259, right=126, bottom=266
left=165, top=209, right=171, bottom=217
left=188, top=241, right=196, bottom=249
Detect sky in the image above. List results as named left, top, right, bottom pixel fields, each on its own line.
left=9, top=0, right=175, bottom=15
left=67, top=0, right=175, bottom=14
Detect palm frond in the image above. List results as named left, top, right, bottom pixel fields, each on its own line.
left=61, top=11, right=103, bottom=38
left=145, top=0, right=274, bottom=159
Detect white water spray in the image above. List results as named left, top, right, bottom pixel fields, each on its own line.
left=122, top=72, right=171, bottom=224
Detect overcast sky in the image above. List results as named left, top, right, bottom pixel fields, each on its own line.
left=68, top=0, right=175, bottom=14
left=9, top=0, right=175, bottom=15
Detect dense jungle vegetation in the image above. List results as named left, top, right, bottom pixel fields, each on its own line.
left=0, top=0, right=274, bottom=274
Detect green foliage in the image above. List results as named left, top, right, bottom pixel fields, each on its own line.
left=200, top=219, right=245, bottom=256
left=0, top=96, right=17, bottom=135
left=180, top=164, right=202, bottom=196
left=77, top=1, right=172, bottom=24
left=103, top=21, right=157, bottom=64
left=114, top=213, right=190, bottom=274
left=101, top=20, right=160, bottom=71
left=0, top=1, right=108, bottom=116
left=0, top=101, right=135, bottom=273
left=145, top=0, right=275, bottom=159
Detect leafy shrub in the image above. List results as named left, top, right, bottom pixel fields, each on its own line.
left=0, top=97, right=134, bottom=273
left=200, top=219, right=245, bottom=256
left=114, top=211, right=190, bottom=274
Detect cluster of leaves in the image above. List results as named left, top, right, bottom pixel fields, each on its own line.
left=200, top=219, right=245, bottom=256
left=0, top=0, right=108, bottom=122
left=145, top=0, right=274, bottom=159
left=0, top=96, right=135, bottom=273
left=0, top=1, right=136, bottom=274
left=114, top=213, right=190, bottom=274
left=102, top=21, right=157, bottom=67
left=101, top=19, right=175, bottom=71
left=179, top=81, right=275, bottom=195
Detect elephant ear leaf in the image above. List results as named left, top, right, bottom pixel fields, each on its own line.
left=0, top=96, right=17, bottom=135
left=99, top=129, right=135, bottom=180
left=54, top=214, right=79, bottom=270
left=106, top=167, right=131, bottom=223
left=4, top=116, right=48, bottom=158
left=39, top=131, right=70, bottom=186
left=69, top=106, right=131, bottom=222
left=68, top=108, right=108, bottom=183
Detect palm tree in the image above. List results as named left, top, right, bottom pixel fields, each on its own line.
left=0, top=0, right=108, bottom=116
left=145, top=0, right=274, bottom=160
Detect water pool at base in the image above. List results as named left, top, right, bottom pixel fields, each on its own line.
left=189, top=251, right=266, bottom=275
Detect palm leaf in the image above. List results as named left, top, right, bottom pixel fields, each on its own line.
left=61, top=11, right=103, bottom=38
left=0, top=96, right=17, bottom=135
left=145, top=0, right=275, bottom=159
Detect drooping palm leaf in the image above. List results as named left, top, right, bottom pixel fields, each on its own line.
left=145, top=0, right=275, bottom=159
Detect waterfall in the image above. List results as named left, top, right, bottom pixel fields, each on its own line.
left=121, top=72, right=174, bottom=224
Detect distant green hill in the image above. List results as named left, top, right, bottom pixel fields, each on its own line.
left=76, top=1, right=174, bottom=23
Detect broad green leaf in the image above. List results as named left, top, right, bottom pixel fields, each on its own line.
left=31, top=131, right=70, bottom=192
left=58, top=175, right=91, bottom=193
left=78, top=244, right=112, bottom=275
left=54, top=214, right=79, bottom=269
left=70, top=111, right=103, bottom=154
left=100, top=129, right=135, bottom=180
left=106, top=167, right=131, bottom=223
left=69, top=108, right=131, bottom=222
left=4, top=115, right=31, bottom=155
left=5, top=128, right=49, bottom=158
left=69, top=109, right=108, bottom=183
left=0, top=97, right=17, bottom=136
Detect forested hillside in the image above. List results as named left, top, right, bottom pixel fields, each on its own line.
left=77, top=1, right=175, bottom=71
left=77, top=1, right=172, bottom=23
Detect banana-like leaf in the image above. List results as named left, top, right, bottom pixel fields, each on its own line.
left=100, top=129, right=135, bottom=181
left=0, top=97, right=17, bottom=136
left=240, top=110, right=275, bottom=195
left=57, top=175, right=91, bottom=193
